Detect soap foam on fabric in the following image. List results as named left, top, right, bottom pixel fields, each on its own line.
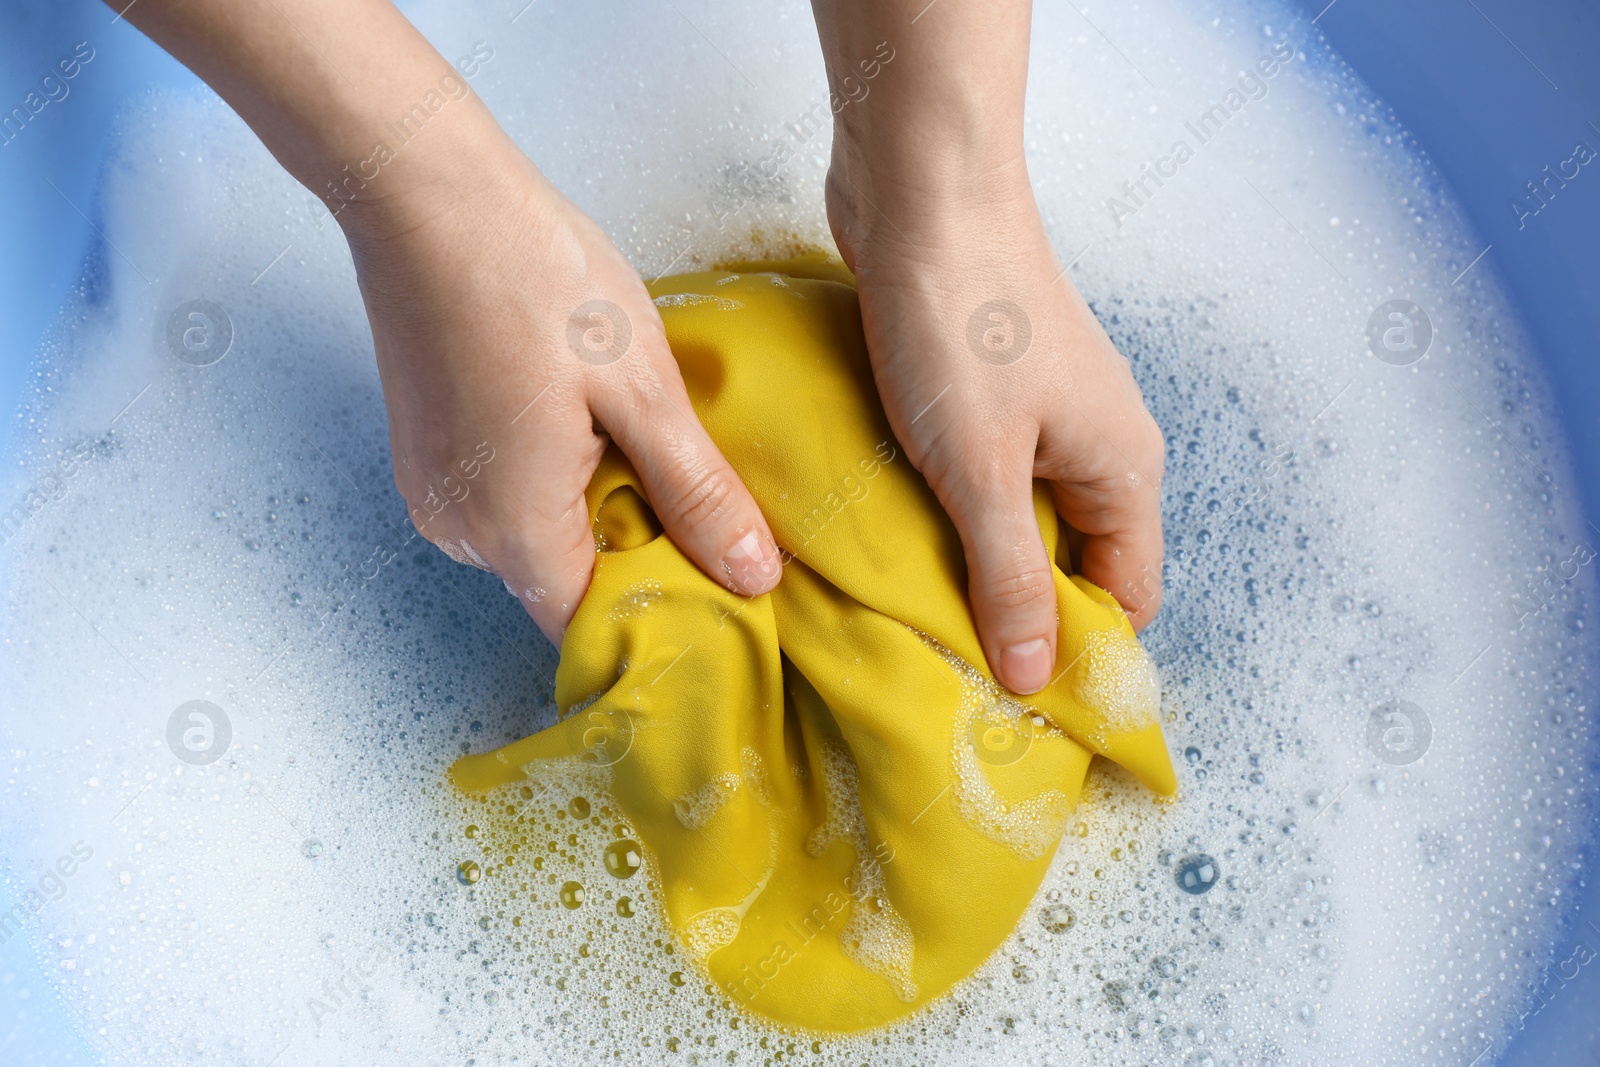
left=0, top=0, right=1593, bottom=1064
left=924, top=632, right=1079, bottom=861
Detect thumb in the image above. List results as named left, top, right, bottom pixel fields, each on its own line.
left=591, top=370, right=781, bottom=599
left=934, top=459, right=1060, bottom=695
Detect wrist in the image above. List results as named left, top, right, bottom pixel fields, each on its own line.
left=828, top=72, right=1025, bottom=183
left=216, top=4, right=528, bottom=244
left=830, top=125, right=1031, bottom=208
left=811, top=0, right=1032, bottom=215
left=308, top=96, right=535, bottom=246
left=825, top=136, right=1040, bottom=265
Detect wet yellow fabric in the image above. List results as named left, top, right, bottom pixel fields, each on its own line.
left=451, top=254, right=1176, bottom=1032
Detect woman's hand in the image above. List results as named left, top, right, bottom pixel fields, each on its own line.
left=113, top=0, right=781, bottom=645
left=828, top=163, right=1165, bottom=693
left=813, top=0, right=1166, bottom=695
left=341, top=135, right=783, bottom=642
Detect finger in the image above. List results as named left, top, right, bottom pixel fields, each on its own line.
left=491, top=475, right=603, bottom=646
left=1049, top=478, right=1165, bottom=632
left=926, top=443, right=1060, bottom=695
left=413, top=401, right=605, bottom=646
left=496, top=400, right=611, bottom=642
left=588, top=356, right=781, bottom=598
left=1037, top=391, right=1166, bottom=630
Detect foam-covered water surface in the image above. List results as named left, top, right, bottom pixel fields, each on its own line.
left=1, top=0, right=1595, bottom=1064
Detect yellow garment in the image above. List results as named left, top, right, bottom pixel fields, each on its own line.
left=452, top=254, right=1176, bottom=1032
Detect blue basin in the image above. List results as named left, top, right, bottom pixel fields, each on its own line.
left=1, top=1, right=1595, bottom=1062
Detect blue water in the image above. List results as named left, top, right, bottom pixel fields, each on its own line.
left=2, top=0, right=1596, bottom=1063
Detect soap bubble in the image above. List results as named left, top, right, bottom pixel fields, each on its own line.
left=1039, top=903, right=1076, bottom=934
left=603, top=839, right=643, bottom=879
left=1175, top=854, right=1219, bottom=895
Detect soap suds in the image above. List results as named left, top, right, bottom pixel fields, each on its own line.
left=604, top=578, right=664, bottom=622
left=806, top=738, right=917, bottom=1002
left=672, top=773, right=741, bottom=830
left=919, top=629, right=1078, bottom=861
left=1071, top=628, right=1162, bottom=737
left=652, top=293, right=744, bottom=311
left=0, top=0, right=1592, bottom=1064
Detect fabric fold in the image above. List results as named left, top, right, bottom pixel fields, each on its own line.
left=452, top=254, right=1175, bottom=1032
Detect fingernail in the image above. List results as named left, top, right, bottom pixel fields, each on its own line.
left=723, top=530, right=781, bottom=595
left=1001, top=638, right=1054, bottom=695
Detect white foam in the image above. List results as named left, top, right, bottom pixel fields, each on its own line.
left=651, top=293, right=745, bottom=311
left=1073, top=629, right=1162, bottom=736
left=920, top=630, right=1076, bottom=861
left=806, top=737, right=916, bottom=1003
left=671, top=773, right=741, bottom=830
left=1, top=0, right=1594, bottom=1064
left=603, top=578, right=664, bottom=622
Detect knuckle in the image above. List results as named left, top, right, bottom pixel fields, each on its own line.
left=983, top=557, right=1056, bottom=614
left=660, top=463, right=738, bottom=532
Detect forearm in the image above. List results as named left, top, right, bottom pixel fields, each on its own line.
left=109, top=0, right=520, bottom=229
left=810, top=0, right=1033, bottom=197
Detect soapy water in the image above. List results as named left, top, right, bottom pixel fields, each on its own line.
left=0, top=0, right=1595, bottom=1063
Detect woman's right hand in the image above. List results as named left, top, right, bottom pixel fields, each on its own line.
left=111, top=0, right=781, bottom=646
left=338, top=127, right=782, bottom=642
